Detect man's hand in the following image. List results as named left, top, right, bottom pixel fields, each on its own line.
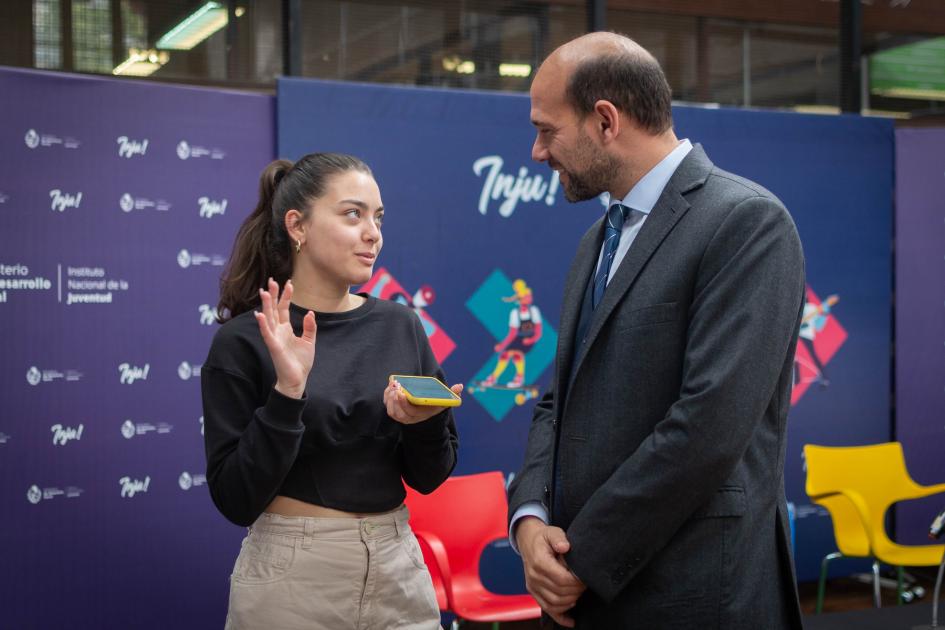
left=516, top=517, right=586, bottom=627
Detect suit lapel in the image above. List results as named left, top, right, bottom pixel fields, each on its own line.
left=566, top=145, right=713, bottom=388
left=555, top=219, right=605, bottom=400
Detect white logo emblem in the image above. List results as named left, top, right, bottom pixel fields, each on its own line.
left=116, top=136, right=149, bottom=158
left=119, top=476, right=150, bottom=498
left=118, top=362, right=150, bottom=385
left=27, top=485, right=42, bottom=504
left=121, top=420, right=136, bottom=439
left=199, top=415, right=204, bottom=436
left=26, top=366, right=42, bottom=386
left=198, top=304, right=218, bottom=325
left=472, top=155, right=560, bottom=218
left=178, top=361, right=193, bottom=380
left=51, top=423, right=84, bottom=446
left=120, top=193, right=134, bottom=213
left=197, top=196, right=227, bottom=219
left=178, top=471, right=205, bottom=490
left=177, top=249, right=192, bottom=268
left=49, top=189, right=83, bottom=212
left=179, top=472, right=193, bottom=491
left=25, top=129, right=39, bottom=149
left=176, top=141, right=190, bottom=160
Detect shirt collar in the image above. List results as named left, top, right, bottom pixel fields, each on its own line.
left=609, top=139, right=692, bottom=216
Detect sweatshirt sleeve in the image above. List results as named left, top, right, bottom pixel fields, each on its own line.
left=399, top=312, right=459, bottom=494
left=201, top=330, right=306, bottom=527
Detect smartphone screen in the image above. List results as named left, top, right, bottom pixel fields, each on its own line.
left=394, top=376, right=459, bottom=401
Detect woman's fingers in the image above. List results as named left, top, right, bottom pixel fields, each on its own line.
left=259, top=286, right=276, bottom=335
left=254, top=311, right=272, bottom=344
left=386, top=381, right=448, bottom=424
left=267, top=277, right=281, bottom=327
left=301, top=310, right=317, bottom=344
left=385, top=381, right=414, bottom=423
left=277, top=278, right=293, bottom=323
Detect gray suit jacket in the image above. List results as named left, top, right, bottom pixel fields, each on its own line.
left=509, top=145, right=805, bottom=629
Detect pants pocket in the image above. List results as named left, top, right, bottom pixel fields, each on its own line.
left=399, top=531, right=428, bottom=571
left=231, top=533, right=296, bottom=585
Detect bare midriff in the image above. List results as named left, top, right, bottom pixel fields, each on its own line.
left=265, top=495, right=401, bottom=519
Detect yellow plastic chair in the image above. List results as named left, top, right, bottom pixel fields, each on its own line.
left=804, top=442, right=945, bottom=613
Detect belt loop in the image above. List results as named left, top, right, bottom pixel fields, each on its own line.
left=302, top=518, right=315, bottom=549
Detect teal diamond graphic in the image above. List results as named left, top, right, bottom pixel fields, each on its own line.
left=465, top=269, right=556, bottom=422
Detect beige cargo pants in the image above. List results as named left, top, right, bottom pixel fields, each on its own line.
left=225, top=506, right=441, bottom=630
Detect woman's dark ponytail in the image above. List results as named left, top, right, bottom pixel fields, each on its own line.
left=217, top=159, right=293, bottom=321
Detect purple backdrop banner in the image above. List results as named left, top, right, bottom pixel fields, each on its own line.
left=895, top=128, right=945, bottom=543
left=0, top=67, right=274, bottom=629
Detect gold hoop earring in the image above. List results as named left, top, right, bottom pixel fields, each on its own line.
left=295, top=240, right=301, bottom=254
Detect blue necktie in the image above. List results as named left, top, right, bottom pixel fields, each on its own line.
left=592, top=203, right=631, bottom=309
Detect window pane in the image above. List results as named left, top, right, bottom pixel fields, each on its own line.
left=34, top=0, right=61, bottom=69
left=73, top=0, right=112, bottom=74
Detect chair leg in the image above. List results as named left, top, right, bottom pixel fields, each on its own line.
left=817, top=552, right=843, bottom=614
left=872, top=560, right=882, bottom=608
left=897, top=565, right=904, bottom=605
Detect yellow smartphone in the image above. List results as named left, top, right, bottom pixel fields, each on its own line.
left=390, top=375, right=462, bottom=407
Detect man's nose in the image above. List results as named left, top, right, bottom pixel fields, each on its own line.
left=531, top=135, right=548, bottom=163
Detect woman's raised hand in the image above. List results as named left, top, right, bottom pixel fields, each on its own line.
left=254, top=278, right=316, bottom=399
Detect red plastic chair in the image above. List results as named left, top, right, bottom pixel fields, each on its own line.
left=415, top=532, right=450, bottom=612
left=404, top=471, right=542, bottom=628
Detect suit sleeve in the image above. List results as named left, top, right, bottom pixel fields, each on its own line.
left=507, top=365, right=556, bottom=520
left=564, top=195, right=805, bottom=601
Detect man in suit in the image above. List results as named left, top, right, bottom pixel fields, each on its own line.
left=508, top=32, right=806, bottom=629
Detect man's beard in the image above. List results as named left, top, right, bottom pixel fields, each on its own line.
left=560, top=132, right=620, bottom=203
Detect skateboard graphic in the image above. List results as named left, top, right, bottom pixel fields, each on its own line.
left=469, top=380, right=539, bottom=406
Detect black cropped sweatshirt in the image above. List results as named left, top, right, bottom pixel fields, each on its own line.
left=201, top=295, right=458, bottom=527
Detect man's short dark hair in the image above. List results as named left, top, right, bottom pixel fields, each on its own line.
left=565, top=52, right=673, bottom=135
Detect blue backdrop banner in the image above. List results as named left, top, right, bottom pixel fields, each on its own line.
left=0, top=67, right=274, bottom=629
left=278, top=77, right=893, bottom=584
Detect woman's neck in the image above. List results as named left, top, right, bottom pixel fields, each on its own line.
left=289, top=275, right=363, bottom=313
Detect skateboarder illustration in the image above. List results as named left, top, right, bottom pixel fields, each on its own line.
left=367, top=269, right=437, bottom=336
left=471, top=279, right=542, bottom=405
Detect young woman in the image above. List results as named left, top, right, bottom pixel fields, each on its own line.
left=202, top=153, right=459, bottom=629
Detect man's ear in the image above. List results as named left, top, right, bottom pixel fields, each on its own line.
left=593, top=100, right=621, bottom=144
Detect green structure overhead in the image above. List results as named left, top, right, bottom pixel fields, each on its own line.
left=871, top=37, right=945, bottom=101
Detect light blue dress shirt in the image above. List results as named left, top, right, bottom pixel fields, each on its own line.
left=509, top=139, right=693, bottom=552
